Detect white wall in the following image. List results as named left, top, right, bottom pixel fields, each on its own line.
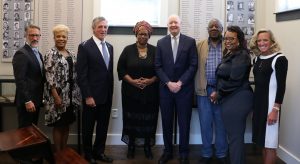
left=1, top=2, right=299, bottom=163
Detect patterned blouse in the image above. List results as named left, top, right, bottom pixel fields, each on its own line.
left=43, top=47, right=81, bottom=125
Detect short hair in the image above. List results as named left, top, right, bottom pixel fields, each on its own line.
left=249, top=28, right=280, bottom=55
left=25, top=24, right=40, bottom=32
left=52, top=24, right=70, bottom=36
left=92, top=16, right=108, bottom=29
left=207, top=18, right=223, bottom=32
left=225, top=25, right=247, bottom=50
left=133, top=20, right=153, bottom=37
left=24, top=24, right=40, bottom=37
left=168, top=14, right=181, bottom=23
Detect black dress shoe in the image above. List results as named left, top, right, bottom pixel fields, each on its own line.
left=144, top=146, right=153, bottom=159
left=94, top=154, right=113, bottom=163
left=84, top=156, right=97, bottom=164
left=199, top=157, right=212, bottom=164
left=158, top=153, right=173, bottom=164
left=179, top=157, right=189, bottom=164
left=217, top=157, right=227, bottom=164
left=127, top=145, right=135, bottom=159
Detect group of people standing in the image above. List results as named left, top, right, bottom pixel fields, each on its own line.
left=12, top=14, right=287, bottom=164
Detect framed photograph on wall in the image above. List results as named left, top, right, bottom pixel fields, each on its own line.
left=1, top=0, right=34, bottom=62
left=225, top=0, right=255, bottom=47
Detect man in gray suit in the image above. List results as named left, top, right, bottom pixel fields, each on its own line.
left=13, top=24, right=44, bottom=128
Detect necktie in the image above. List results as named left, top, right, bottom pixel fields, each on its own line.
left=101, top=41, right=109, bottom=68
left=32, top=48, right=43, bottom=73
left=172, top=36, right=178, bottom=62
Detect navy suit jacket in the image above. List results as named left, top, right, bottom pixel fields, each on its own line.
left=76, top=37, right=114, bottom=105
left=12, top=44, right=44, bottom=107
left=155, top=34, right=198, bottom=97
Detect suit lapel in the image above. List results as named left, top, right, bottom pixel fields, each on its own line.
left=165, top=35, right=174, bottom=62
left=90, top=38, right=111, bottom=70
left=106, top=43, right=113, bottom=70
left=24, top=45, right=43, bottom=74
left=176, top=34, right=185, bottom=62
left=90, top=38, right=106, bottom=65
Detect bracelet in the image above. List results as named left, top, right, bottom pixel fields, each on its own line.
left=272, top=106, right=280, bottom=111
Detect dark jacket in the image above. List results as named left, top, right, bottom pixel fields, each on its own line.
left=76, top=37, right=114, bottom=105
left=216, top=49, right=252, bottom=101
left=12, top=44, right=45, bottom=107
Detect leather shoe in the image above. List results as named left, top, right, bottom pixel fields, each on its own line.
left=199, top=157, right=212, bottom=164
left=127, top=145, right=135, bottom=159
left=158, top=153, right=173, bottom=164
left=217, top=157, right=227, bottom=164
left=144, top=146, right=153, bottom=159
left=84, top=156, right=97, bottom=164
left=94, top=154, right=113, bottom=163
left=179, top=157, right=189, bottom=164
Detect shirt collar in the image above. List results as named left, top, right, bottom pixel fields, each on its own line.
left=171, top=33, right=180, bottom=39
left=92, top=35, right=105, bottom=44
left=208, top=37, right=222, bottom=46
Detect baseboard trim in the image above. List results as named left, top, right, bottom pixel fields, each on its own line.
left=278, top=145, right=300, bottom=164
left=67, top=132, right=253, bottom=145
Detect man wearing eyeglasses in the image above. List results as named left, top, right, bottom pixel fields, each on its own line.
left=195, top=18, right=228, bottom=164
left=13, top=24, right=44, bottom=129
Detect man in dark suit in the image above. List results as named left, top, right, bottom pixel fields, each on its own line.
left=155, top=15, right=198, bottom=164
left=76, top=17, right=114, bottom=164
left=13, top=24, right=44, bottom=128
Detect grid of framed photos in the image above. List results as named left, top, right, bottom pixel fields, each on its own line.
left=2, top=0, right=33, bottom=62
left=226, top=0, right=255, bottom=42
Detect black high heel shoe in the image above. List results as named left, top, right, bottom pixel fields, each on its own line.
left=127, top=145, right=135, bottom=159
left=144, top=145, right=153, bottom=159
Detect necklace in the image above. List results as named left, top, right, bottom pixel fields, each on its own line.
left=137, top=44, right=147, bottom=59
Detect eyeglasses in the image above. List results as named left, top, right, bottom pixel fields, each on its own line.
left=28, top=34, right=41, bottom=37
left=224, top=37, right=236, bottom=41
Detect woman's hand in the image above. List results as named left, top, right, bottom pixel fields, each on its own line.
left=54, top=96, right=62, bottom=108
left=267, top=103, right=280, bottom=125
left=140, top=77, right=156, bottom=88
left=209, top=91, right=218, bottom=104
left=131, top=78, right=145, bottom=89
left=51, top=88, right=62, bottom=108
left=267, top=110, right=279, bottom=125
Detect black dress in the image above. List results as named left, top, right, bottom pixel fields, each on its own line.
left=117, top=43, right=159, bottom=146
left=252, top=53, right=288, bottom=148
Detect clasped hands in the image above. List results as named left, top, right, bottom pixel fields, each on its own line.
left=167, top=81, right=182, bottom=93
left=131, top=77, right=152, bottom=89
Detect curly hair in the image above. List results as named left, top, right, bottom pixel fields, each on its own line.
left=249, top=28, right=280, bottom=56
left=226, top=25, right=247, bottom=50
left=52, top=24, right=70, bottom=36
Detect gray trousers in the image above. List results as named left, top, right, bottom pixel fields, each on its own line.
left=221, top=89, right=253, bottom=164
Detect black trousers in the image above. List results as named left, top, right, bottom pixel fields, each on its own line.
left=82, top=100, right=112, bottom=158
left=221, top=89, right=253, bottom=164
left=17, top=105, right=40, bottom=128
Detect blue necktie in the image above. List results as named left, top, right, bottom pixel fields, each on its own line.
left=32, top=48, right=43, bottom=73
left=101, top=41, right=109, bottom=68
